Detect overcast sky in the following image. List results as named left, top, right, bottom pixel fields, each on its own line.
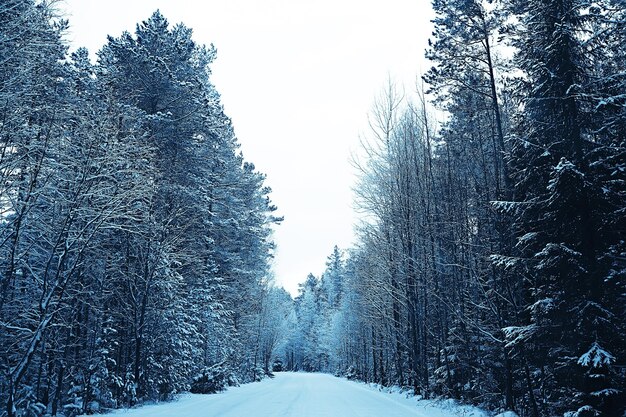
left=61, top=0, right=434, bottom=295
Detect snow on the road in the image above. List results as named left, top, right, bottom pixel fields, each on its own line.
left=83, top=372, right=488, bottom=417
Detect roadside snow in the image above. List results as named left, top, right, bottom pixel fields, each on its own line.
left=81, top=372, right=491, bottom=417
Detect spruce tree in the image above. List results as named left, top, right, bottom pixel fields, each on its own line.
left=499, top=1, right=625, bottom=415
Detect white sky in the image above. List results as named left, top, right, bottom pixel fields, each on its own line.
left=61, top=0, right=434, bottom=296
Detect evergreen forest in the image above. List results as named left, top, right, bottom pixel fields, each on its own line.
left=1, top=1, right=625, bottom=417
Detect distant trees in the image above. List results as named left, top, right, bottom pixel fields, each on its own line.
left=253, top=287, right=293, bottom=374
left=0, top=6, right=280, bottom=416
left=280, top=247, right=349, bottom=374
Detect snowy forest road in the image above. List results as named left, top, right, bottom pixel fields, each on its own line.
left=85, top=372, right=441, bottom=417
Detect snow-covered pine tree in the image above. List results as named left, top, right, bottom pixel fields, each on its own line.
left=425, top=0, right=510, bottom=198
left=425, top=1, right=522, bottom=403
left=320, top=246, right=344, bottom=309
left=498, top=0, right=625, bottom=415
left=1, top=8, right=280, bottom=415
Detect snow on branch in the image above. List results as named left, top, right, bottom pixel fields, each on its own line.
left=577, top=342, right=616, bottom=368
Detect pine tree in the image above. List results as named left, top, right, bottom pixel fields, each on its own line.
left=1, top=8, right=280, bottom=414
left=498, top=1, right=625, bottom=415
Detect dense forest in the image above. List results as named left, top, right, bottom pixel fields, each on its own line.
left=0, top=2, right=283, bottom=416
left=1, top=1, right=625, bottom=417
left=285, top=1, right=626, bottom=417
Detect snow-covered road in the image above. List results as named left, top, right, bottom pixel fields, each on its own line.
left=86, top=372, right=463, bottom=417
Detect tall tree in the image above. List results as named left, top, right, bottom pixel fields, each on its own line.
left=1, top=8, right=280, bottom=415
left=496, top=1, right=626, bottom=415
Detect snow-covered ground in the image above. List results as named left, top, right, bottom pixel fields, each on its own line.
left=82, top=372, right=490, bottom=417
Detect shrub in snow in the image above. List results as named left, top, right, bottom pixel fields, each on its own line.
left=13, top=386, right=45, bottom=417
left=190, top=367, right=239, bottom=394
left=252, top=366, right=269, bottom=382
left=272, top=358, right=284, bottom=372
left=344, top=366, right=361, bottom=381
